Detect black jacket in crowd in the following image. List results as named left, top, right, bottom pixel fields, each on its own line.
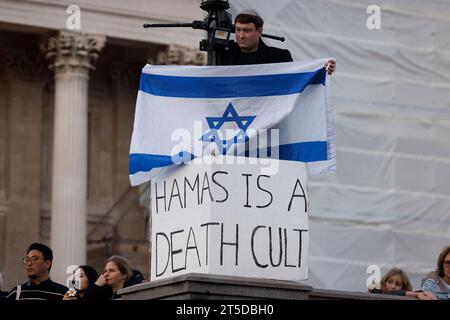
left=0, top=291, right=8, bottom=300
left=219, top=39, right=293, bottom=66
left=83, top=269, right=145, bottom=300
left=5, top=278, right=68, bottom=300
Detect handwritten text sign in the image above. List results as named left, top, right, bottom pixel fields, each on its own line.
left=150, top=156, right=308, bottom=281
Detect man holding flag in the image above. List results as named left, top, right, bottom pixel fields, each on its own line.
left=221, top=10, right=336, bottom=75
left=129, top=8, right=336, bottom=187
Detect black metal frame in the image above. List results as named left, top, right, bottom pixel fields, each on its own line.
left=143, top=0, right=284, bottom=65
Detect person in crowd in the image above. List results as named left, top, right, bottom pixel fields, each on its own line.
left=63, top=265, right=99, bottom=300
left=0, top=272, right=8, bottom=300
left=421, top=245, right=450, bottom=300
left=220, top=10, right=336, bottom=74
left=369, top=267, right=436, bottom=300
left=5, top=242, right=68, bottom=300
left=83, top=255, right=144, bottom=300
left=124, top=268, right=145, bottom=288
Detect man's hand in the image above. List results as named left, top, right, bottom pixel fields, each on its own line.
left=325, top=59, right=336, bottom=75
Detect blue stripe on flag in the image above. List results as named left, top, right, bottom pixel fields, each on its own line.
left=279, top=141, right=328, bottom=162
left=129, top=152, right=195, bottom=175
left=139, top=68, right=326, bottom=98
left=129, top=154, right=173, bottom=174
left=129, top=141, right=328, bottom=175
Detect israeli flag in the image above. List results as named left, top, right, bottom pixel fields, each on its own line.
left=129, top=59, right=335, bottom=186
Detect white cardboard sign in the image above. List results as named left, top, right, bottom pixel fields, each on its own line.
left=150, top=156, right=309, bottom=281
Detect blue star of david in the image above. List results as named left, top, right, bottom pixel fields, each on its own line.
left=200, top=102, right=256, bottom=154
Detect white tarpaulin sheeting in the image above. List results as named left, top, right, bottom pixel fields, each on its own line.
left=229, top=0, right=450, bottom=292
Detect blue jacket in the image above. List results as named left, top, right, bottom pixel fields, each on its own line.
left=421, top=271, right=450, bottom=300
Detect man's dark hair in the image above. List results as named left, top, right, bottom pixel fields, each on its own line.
left=27, top=242, right=53, bottom=272
left=235, top=12, right=264, bottom=29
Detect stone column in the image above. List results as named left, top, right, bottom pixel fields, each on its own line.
left=45, top=31, right=105, bottom=283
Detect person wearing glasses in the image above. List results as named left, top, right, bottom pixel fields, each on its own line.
left=5, top=243, right=68, bottom=300
left=220, top=10, right=336, bottom=75
left=421, top=245, right=450, bottom=300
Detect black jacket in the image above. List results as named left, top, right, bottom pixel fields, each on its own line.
left=369, top=288, right=406, bottom=296
left=83, top=269, right=145, bottom=300
left=5, top=278, right=68, bottom=300
left=0, top=291, right=8, bottom=300
left=220, top=39, right=293, bottom=65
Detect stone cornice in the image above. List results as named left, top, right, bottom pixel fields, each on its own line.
left=0, top=0, right=201, bottom=48
left=153, top=45, right=206, bottom=65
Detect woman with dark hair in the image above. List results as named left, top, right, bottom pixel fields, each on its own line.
left=63, top=265, right=99, bottom=300
left=421, top=246, right=450, bottom=300
left=84, top=255, right=145, bottom=300
left=370, top=267, right=436, bottom=300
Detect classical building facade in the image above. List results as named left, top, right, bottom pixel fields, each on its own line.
left=0, top=0, right=205, bottom=289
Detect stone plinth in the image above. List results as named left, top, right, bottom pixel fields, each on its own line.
left=119, top=273, right=312, bottom=300
left=118, top=273, right=415, bottom=300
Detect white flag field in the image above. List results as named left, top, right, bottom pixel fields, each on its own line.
left=129, top=59, right=336, bottom=186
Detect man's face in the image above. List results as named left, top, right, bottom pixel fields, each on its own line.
left=235, top=22, right=262, bottom=53
left=24, top=250, right=50, bottom=280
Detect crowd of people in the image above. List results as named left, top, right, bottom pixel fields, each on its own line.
left=0, top=9, right=447, bottom=302
left=0, top=242, right=448, bottom=300
left=367, top=246, right=450, bottom=300
left=0, top=243, right=145, bottom=300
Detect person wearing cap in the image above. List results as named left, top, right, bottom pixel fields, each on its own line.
left=221, top=10, right=336, bottom=74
